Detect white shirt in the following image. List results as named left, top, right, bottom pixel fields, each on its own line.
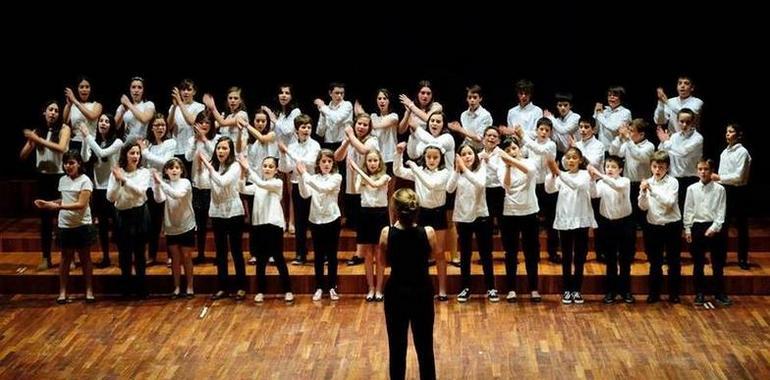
left=718, top=143, right=751, bottom=186
left=82, top=136, right=123, bottom=189
left=658, top=129, right=703, bottom=178
left=239, top=170, right=285, bottom=229
left=58, top=174, right=93, bottom=228
left=299, top=172, right=342, bottom=224
left=316, top=101, right=353, bottom=144
left=118, top=100, right=155, bottom=141
left=683, top=180, right=726, bottom=235
left=407, top=127, right=455, bottom=169
left=68, top=102, right=98, bottom=143
left=247, top=139, right=278, bottom=174
left=35, top=129, right=64, bottom=174
left=169, top=101, right=205, bottom=155
left=545, top=170, right=597, bottom=230
left=153, top=178, right=195, bottom=236
left=548, top=111, right=580, bottom=153
left=275, top=108, right=301, bottom=146
left=357, top=174, right=390, bottom=208
left=460, top=105, right=493, bottom=150
left=609, top=137, right=654, bottom=182
left=498, top=158, right=539, bottom=216
left=506, top=102, right=543, bottom=139
left=143, top=139, right=177, bottom=172
left=279, top=138, right=321, bottom=184
left=573, top=136, right=605, bottom=174
left=371, top=112, right=399, bottom=163
left=217, top=110, right=248, bottom=142
left=594, top=105, right=631, bottom=150
left=594, top=175, right=632, bottom=220
left=207, top=163, right=244, bottom=218
left=447, top=164, right=488, bottom=223
left=522, top=135, right=557, bottom=184
left=394, top=153, right=449, bottom=209
left=107, top=168, right=150, bottom=210
left=185, top=135, right=219, bottom=189
left=482, top=147, right=504, bottom=188
left=654, top=96, right=704, bottom=134
left=638, top=175, right=681, bottom=225
left=344, top=136, right=379, bottom=194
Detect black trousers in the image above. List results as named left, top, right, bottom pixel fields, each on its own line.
left=115, top=205, right=149, bottom=296
left=37, top=173, right=60, bottom=261
left=310, top=218, right=341, bottom=291
left=724, top=185, right=749, bottom=262
left=146, top=188, right=164, bottom=261
left=645, top=221, right=682, bottom=297
left=211, top=216, right=246, bottom=292
left=691, top=222, right=727, bottom=295
left=536, top=183, right=559, bottom=256
left=457, top=217, right=495, bottom=291
left=291, top=186, right=311, bottom=259
left=601, top=216, right=636, bottom=294
left=384, top=285, right=436, bottom=380
left=192, top=188, right=210, bottom=259
left=92, top=189, right=114, bottom=260
left=500, top=213, right=540, bottom=290
left=251, top=224, right=292, bottom=293
left=560, top=228, right=589, bottom=292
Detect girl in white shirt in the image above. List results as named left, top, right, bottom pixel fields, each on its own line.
left=152, top=158, right=196, bottom=299
left=349, top=150, right=390, bottom=302
left=447, top=143, right=497, bottom=303
left=298, top=149, right=343, bottom=301
left=34, top=151, right=94, bottom=304
left=198, top=136, right=245, bottom=301
left=497, top=137, right=541, bottom=303
left=479, top=127, right=505, bottom=236
left=237, top=156, right=294, bottom=303
left=63, top=76, right=103, bottom=152
left=394, top=143, right=450, bottom=300
left=80, top=113, right=123, bottom=268
left=545, top=147, right=597, bottom=305
left=186, top=111, right=219, bottom=264
left=244, top=108, right=278, bottom=265
left=107, top=142, right=151, bottom=298
left=167, top=78, right=205, bottom=172
left=203, top=87, right=248, bottom=154
left=20, top=101, right=71, bottom=270
left=142, top=113, right=177, bottom=266
left=116, top=77, right=155, bottom=141
left=588, top=156, right=635, bottom=304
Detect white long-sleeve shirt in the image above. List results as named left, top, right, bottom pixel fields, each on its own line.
left=609, top=137, right=654, bottom=182
left=594, top=105, right=631, bottom=150
left=316, top=101, right=353, bottom=144
left=275, top=108, right=301, bottom=146
left=573, top=136, right=605, bottom=174
left=593, top=174, right=632, bottom=220
left=407, top=127, right=455, bottom=169
left=279, top=138, right=321, bottom=184
left=143, top=139, right=177, bottom=172
left=239, top=170, right=285, bottom=229
left=207, top=163, right=243, bottom=218
left=153, top=178, right=195, bottom=236
left=357, top=174, right=390, bottom=208
left=299, top=172, right=342, bottom=224
left=343, top=136, right=379, bottom=195
left=654, top=96, right=703, bottom=134
left=107, top=168, right=151, bottom=210
left=638, top=175, right=680, bottom=225
left=498, top=159, right=539, bottom=216
left=482, top=147, right=504, bottom=188
left=82, top=136, right=123, bottom=189
left=185, top=135, right=219, bottom=189
left=683, top=180, right=726, bottom=235
left=658, top=129, right=703, bottom=178
left=371, top=112, right=399, bottom=163
left=447, top=164, right=488, bottom=223
left=545, top=170, right=597, bottom=230
left=506, top=102, right=543, bottom=139
left=460, top=105, right=493, bottom=150
left=394, top=153, right=449, bottom=209
left=548, top=111, right=580, bottom=153
left=522, top=135, right=557, bottom=184
left=169, top=101, right=205, bottom=155
left=718, top=143, right=751, bottom=186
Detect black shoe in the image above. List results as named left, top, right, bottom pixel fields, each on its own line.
left=428, top=259, right=437, bottom=267
left=603, top=293, right=616, bottom=304
left=435, top=294, right=449, bottom=302
left=596, top=254, right=606, bottom=263
left=548, top=254, right=562, bottom=264
left=669, top=295, right=681, bottom=304
left=211, top=290, right=227, bottom=300
left=95, top=259, right=111, bottom=269
left=622, top=293, right=635, bottom=304
left=347, top=256, right=364, bottom=266
left=646, top=295, right=660, bottom=304
left=170, top=291, right=181, bottom=300
left=739, top=261, right=750, bottom=270
left=715, top=294, right=733, bottom=306
left=694, top=293, right=705, bottom=306
left=193, top=256, right=206, bottom=265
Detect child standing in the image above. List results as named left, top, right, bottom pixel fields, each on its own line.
left=545, top=148, right=597, bottom=304
left=298, top=149, right=343, bottom=301
left=684, top=158, right=730, bottom=306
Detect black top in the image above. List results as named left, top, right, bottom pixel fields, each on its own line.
left=386, top=225, right=433, bottom=290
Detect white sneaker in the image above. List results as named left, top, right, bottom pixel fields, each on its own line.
left=506, top=291, right=517, bottom=303
left=285, top=292, right=294, bottom=302
left=253, top=293, right=264, bottom=303
left=572, top=291, right=585, bottom=304
left=562, top=291, right=573, bottom=304
left=312, top=289, right=323, bottom=301
left=329, top=288, right=340, bottom=301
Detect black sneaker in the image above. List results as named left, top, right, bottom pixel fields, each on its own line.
left=603, top=293, right=616, bottom=304
left=715, top=294, right=733, bottom=306
left=548, top=254, right=562, bottom=264
left=739, top=261, right=750, bottom=270
left=561, top=291, right=572, bottom=304
left=347, top=256, right=364, bottom=265
left=435, top=294, right=449, bottom=302
left=448, top=260, right=461, bottom=268
left=669, top=295, right=681, bottom=304
left=487, top=289, right=500, bottom=302
left=694, top=293, right=706, bottom=306
left=95, top=259, right=111, bottom=269
left=622, top=293, right=635, bottom=304
left=572, top=291, right=585, bottom=304
left=193, top=256, right=206, bottom=265
left=457, top=288, right=470, bottom=303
